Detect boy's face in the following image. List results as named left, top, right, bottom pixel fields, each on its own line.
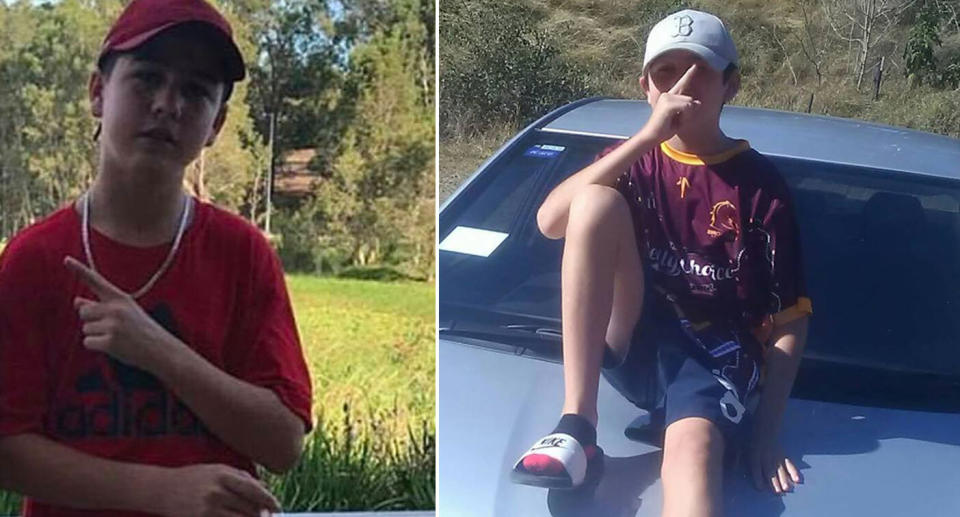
left=640, top=50, right=739, bottom=129
left=89, top=28, right=229, bottom=176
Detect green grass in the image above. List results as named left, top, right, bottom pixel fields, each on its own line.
left=264, top=408, right=434, bottom=510
left=0, top=274, right=435, bottom=513
left=287, top=276, right=435, bottom=426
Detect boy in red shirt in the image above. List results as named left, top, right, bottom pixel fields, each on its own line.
left=512, top=9, right=812, bottom=515
left=0, top=1, right=312, bottom=515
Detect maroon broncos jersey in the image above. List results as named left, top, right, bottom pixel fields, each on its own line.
left=605, top=140, right=812, bottom=359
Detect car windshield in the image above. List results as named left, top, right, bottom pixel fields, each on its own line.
left=440, top=130, right=960, bottom=389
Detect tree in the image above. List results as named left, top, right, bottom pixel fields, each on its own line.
left=902, top=0, right=960, bottom=89
left=439, top=0, right=590, bottom=138
left=903, top=1, right=943, bottom=86
left=0, top=0, right=110, bottom=237
left=821, top=0, right=918, bottom=89
left=797, top=1, right=827, bottom=87
left=315, top=0, right=434, bottom=277
left=224, top=0, right=355, bottom=235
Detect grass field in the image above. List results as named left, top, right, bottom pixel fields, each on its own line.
left=0, top=274, right=436, bottom=513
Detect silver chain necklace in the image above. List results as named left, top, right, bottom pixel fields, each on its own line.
left=81, top=190, right=192, bottom=299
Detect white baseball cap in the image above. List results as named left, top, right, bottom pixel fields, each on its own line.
left=643, top=9, right=738, bottom=74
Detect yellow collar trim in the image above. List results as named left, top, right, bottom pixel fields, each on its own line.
left=660, top=140, right=751, bottom=165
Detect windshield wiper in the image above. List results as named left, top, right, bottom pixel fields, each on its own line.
left=501, top=324, right=562, bottom=339
left=439, top=321, right=563, bottom=360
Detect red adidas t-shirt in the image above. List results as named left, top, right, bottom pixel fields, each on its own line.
left=606, top=140, right=813, bottom=355
left=0, top=200, right=313, bottom=517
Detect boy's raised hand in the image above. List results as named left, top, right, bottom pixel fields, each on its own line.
left=65, top=256, right=170, bottom=371
left=641, top=64, right=702, bottom=144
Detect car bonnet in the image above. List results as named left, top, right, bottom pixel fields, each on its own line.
left=439, top=338, right=960, bottom=517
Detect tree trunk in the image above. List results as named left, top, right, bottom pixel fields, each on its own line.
left=184, top=148, right=209, bottom=201
left=266, top=110, right=275, bottom=235
left=197, top=148, right=208, bottom=201
left=250, top=155, right=262, bottom=224
left=856, top=0, right=877, bottom=91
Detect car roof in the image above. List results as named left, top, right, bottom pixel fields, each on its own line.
left=539, top=98, right=960, bottom=180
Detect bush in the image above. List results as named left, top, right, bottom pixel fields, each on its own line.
left=337, top=266, right=417, bottom=282
left=864, top=86, right=960, bottom=138
left=439, top=0, right=593, bottom=138
left=271, top=200, right=355, bottom=276
left=263, top=404, right=435, bottom=511
left=272, top=203, right=327, bottom=275
left=271, top=192, right=433, bottom=279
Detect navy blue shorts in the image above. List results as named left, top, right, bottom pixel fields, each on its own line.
left=601, top=283, right=762, bottom=451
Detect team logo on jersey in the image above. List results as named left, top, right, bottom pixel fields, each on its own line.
left=707, top=200, right=739, bottom=238
left=676, top=176, right=691, bottom=199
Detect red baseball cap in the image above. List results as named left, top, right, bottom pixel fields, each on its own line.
left=98, top=0, right=245, bottom=82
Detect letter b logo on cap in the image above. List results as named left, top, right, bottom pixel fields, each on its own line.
left=643, top=9, right=739, bottom=73
left=672, top=14, right=694, bottom=38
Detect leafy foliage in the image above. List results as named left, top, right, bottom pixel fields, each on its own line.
left=439, top=0, right=593, bottom=138
left=904, top=1, right=944, bottom=86
left=0, top=0, right=434, bottom=279
left=273, top=0, right=435, bottom=280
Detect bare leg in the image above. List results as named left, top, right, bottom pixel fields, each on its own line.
left=559, top=184, right=644, bottom=426
left=661, top=417, right=725, bottom=517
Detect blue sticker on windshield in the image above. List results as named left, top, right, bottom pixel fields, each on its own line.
left=524, top=144, right=565, bottom=158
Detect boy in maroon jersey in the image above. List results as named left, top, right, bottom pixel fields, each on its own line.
left=511, top=9, right=812, bottom=515
left=0, top=1, right=312, bottom=516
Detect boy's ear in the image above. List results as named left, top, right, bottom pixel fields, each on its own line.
left=89, top=71, right=104, bottom=118
left=724, top=71, right=741, bottom=103
left=639, top=73, right=651, bottom=99
left=205, top=103, right=228, bottom=147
